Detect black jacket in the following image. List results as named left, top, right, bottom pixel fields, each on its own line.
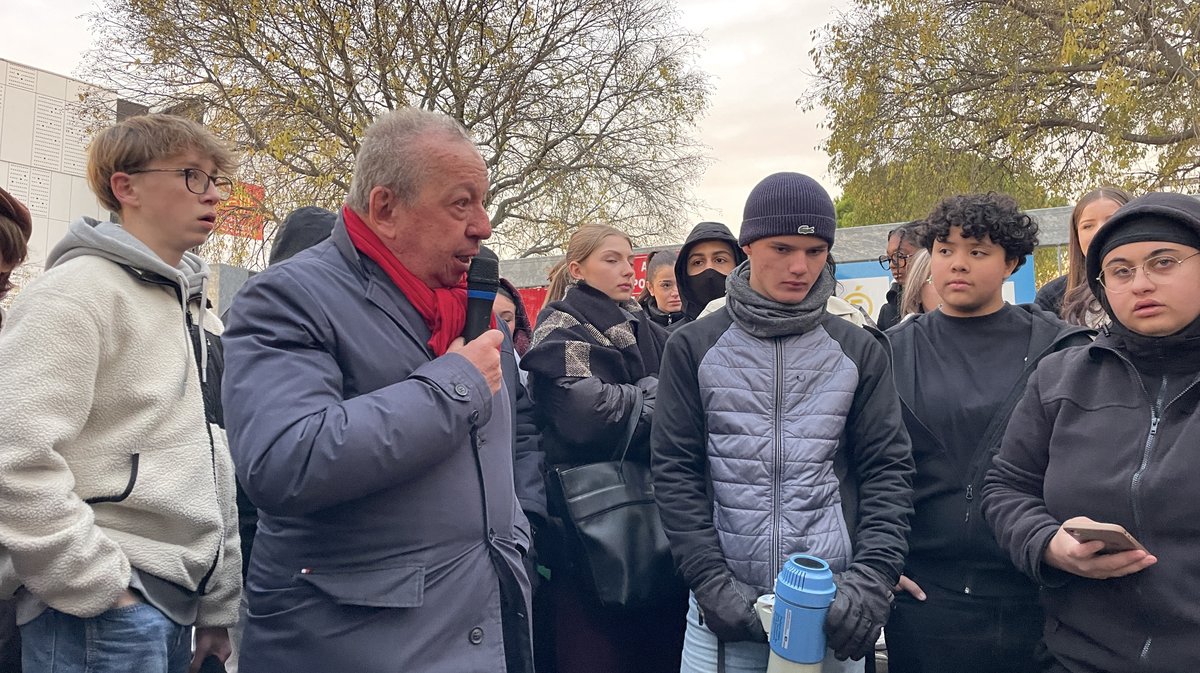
left=886, top=305, right=1092, bottom=595
left=983, top=335, right=1200, bottom=673
left=875, top=282, right=902, bottom=331
left=673, top=222, right=747, bottom=326
left=499, top=321, right=546, bottom=525
left=640, top=297, right=686, bottom=328
left=1035, top=274, right=1067, bottom=318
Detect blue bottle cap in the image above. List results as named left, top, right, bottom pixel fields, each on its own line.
left=774, top=554, right=836, bottom=609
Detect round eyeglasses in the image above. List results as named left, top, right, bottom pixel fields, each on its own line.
left=125, top=167, right=234, bottom=200
left=1097, top=252, right=1200, bottom=292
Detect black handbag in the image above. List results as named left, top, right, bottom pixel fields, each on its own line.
left=546, top=388, right=678, bottom=610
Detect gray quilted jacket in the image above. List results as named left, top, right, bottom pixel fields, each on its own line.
left=653, top=309, right=914, bottom=593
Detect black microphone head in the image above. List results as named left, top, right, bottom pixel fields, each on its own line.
left=467, top=252, right=500, bottom=292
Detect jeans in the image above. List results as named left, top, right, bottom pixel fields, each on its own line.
left=680, top=594, right=864, bottom=673
left=225, top=594, right=250, bottom=673
left=21, top=603, right=192, bottom=673
left=886, top=582, right=1042, bottom=673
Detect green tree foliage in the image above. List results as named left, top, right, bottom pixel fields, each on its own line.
left=834, top=154, right=1060, bottom=228
left=807, top=0, right=1200, bottom=206
left=81, top=0, right=711, bottom=265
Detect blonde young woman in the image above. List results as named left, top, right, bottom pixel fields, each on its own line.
left=521, top=223, right=684, bottom=673
left=896, top=249, right=940, bottom=321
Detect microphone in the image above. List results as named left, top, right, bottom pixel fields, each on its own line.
left=463, top=247, right=500, bottom=342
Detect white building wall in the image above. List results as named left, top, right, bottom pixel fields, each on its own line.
left=0, top=58, right=114, bottom=272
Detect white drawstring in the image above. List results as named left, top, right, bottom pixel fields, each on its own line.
left=198, top=276, right=209, bottom=384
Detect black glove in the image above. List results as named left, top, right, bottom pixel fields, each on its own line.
left=824, top=564, right=893, bottom=661
left=632, top=376, right=658, bottom=446
left=635, top=376, right=658, bottom=421
left=694, top=571, right=768, bottom=643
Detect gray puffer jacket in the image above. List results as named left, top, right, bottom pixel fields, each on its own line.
left=653, top=309, right=914, bottom=593
left=703, top=323, right=859, bottom=586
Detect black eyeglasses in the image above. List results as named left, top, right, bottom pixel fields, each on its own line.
left=125, top=167, right=234, bottom=199
left=877, top=252, right=910, bottom=270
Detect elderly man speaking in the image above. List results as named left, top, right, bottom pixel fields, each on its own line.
left=222, top=108, right=533, bottom=673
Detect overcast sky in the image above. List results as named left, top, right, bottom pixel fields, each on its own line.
left=0, top=0, right=841, bottom=236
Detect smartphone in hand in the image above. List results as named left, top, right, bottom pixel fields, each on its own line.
left=1063, top=522, right=1147, bottom=554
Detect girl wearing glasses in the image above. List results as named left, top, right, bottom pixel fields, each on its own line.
left=983, top=192, right=1200, bottom=673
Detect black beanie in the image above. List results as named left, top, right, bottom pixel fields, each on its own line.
left=1086, top=193, right=1200, bottom=290
left=739, top=172, right=836, bottom=248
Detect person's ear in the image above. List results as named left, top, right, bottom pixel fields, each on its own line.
left=568, top=260, right=584, bottom=281
left=368, top=186, right=400, bottom=239
left=110, top=172, right=139, bottom=209
left=741, top=244, right=753, bottom=258
left=1004, top=256, right=1020, bottom=279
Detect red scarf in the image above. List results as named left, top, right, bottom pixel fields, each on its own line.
left=343, top=206, right=467, bottom=356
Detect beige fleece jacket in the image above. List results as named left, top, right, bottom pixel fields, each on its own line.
left=0, top=255, right=241, bottom=627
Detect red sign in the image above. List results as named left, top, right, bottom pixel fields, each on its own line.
left=216, top=182, right=266, bottom=240
left=517, top=286, right=550, bottom=323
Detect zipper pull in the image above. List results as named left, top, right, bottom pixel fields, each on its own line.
left=1150, top=417, right=1160, bottom=437
left=965, top=485, right=973, bottom=501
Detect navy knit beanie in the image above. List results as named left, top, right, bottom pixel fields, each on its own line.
left=739, top=172, right=836, bottom=248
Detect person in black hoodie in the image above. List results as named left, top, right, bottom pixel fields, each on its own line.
left=884, top=193, right=1093, bottom=673
left=672, top=221, right=746, bottom=328
left=875, top=223, right=921, bottom=331
left=983, top=192, right=1200, bottom=673
left=638, top=249, right=686, bottom=327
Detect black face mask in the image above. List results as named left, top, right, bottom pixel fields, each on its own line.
left=687, top=268, right=729, bottom=311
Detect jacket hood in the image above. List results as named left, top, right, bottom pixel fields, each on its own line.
left=270, top=206, right=336, bottom=265
left=498, top=277, right=533, bottom=357
left=48, top=217, right=209, bottom=299
left=675, top=221, right=747, bottom=318
left=47, top=216, right=214, bottom=382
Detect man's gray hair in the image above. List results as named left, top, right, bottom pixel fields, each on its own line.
left=346, top=108, right=475, bottom=211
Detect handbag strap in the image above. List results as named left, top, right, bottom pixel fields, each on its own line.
left=611, top=385, right=644, bottom=465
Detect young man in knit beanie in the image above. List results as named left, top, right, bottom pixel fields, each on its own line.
left=883, top=193, right=1092, bottom=673
left=652, top=172, right=915, bottom=673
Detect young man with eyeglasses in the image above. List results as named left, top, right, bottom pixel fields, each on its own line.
left=0, top=114, right=242, bottom=673
left=875, top=223, right=920, bottom=330
left=883, top=193, right=1092, bottom=673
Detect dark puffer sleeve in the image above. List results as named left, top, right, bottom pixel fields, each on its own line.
left=652, top=326, right=727, bottom=589
left=831, top=322, right=916, bottom=585
left=528, top=374, right=642, bottom=464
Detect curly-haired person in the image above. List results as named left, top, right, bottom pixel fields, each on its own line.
left=883, top=193, right=1094, bottom=673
